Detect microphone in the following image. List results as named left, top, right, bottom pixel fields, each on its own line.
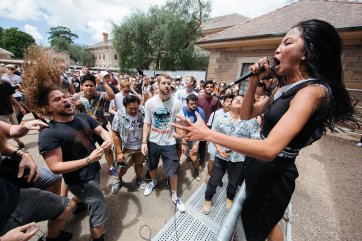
left=221, top=63, right=275, bottom=91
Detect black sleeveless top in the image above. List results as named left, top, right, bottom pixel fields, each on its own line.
left=261, top=79, right=333, bottom=158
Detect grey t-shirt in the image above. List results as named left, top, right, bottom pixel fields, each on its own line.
left=144, top=95, right=182, bottom=146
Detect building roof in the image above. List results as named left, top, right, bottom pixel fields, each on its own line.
left=0, top=47, right=14, bottom=56
left=201, top=13, right=249, bottom=31
left=197, top=0, right=362, bottom=44
left=87, top=39, right=113, bottom=49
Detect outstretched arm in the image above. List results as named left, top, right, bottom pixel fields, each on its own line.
left=172, top=85, right=326, bottom=161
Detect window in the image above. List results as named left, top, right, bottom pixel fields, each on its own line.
left=103, top=54, right=105, bottom=60
left=114, top=54, right=117, bottom=60
left=98, top=54, right=101, bottom=60
left=239, top=63, right=253, bottom=95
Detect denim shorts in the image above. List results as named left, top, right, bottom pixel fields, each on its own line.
left=67, top=173, right=108, bottom=228
left=0, top=188, right=68, bottom=235
left=148, top=142, right=179, bottom=177
left=32, top=167, right=62, bottom=190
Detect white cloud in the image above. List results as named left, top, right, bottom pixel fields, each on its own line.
left=24, top=24, right=44, bottom=43
left=0, top=0, right=46, bottom=21
left=87, top=20, right=113, bottom=43
left=211, top=0, right=292, bottom=18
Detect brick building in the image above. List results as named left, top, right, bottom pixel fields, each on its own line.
left=197, top=0, right=362, bottom=104
left=87, top=33, right=118, bottom=69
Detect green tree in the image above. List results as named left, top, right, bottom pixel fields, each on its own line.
left=1, top=27, right=36, bottom=58
left=50, top=33, right=94, bottom=66
left=112, top=0, right=211, bottom=70
left=48, top=26, right=78, bottom=46
left=51, top=36, right=70, bottom=51
left=68, top=44, right=94, bottom=66
left=0, top=27, right=4, bottom=46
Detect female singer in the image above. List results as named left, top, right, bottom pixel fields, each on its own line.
left=173, top=19, right=359, bottom=241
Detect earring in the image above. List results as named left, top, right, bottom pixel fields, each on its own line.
left=301, top=56, right=306, bottom=61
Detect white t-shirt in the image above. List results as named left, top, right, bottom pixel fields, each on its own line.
left=110, top=92, right=132, bottom=113
left=174, top=89, right=198, bottom=104
left=124, top=114, right=143, bottom=150
left=144, top=95, right=182, bottom=146
left=2, top=74, right=22, bottom=98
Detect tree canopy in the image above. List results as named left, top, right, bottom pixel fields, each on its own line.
left=112, top=0, right=211, bottom=70
left=48, top=27, right=93, bottom=66
left=0, top=27, right=36, bottom=58
left=47, top=26, right=78, bottom=46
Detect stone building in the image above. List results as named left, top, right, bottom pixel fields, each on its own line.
left=0, top=47, right=14, bottom=60
left=87, top=33, right=118, bottom=69
left=196, top=0, right=362, bottom=104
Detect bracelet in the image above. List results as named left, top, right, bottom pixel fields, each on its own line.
left=257, top=80, right=266, bottom=87
left=86, top=157, right=91, bottom=165
left=12, top=149, right=27, bottom=158
left=117, top=152, right=123, bottom=155
left=142, top=141, right=147, bottom=144
left=182, top=142, right=187, bottom=146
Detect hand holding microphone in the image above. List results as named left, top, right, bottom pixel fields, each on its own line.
left=221, top=57, right=275, bottom=91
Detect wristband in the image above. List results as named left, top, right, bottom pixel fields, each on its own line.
left=12, top=149, right=27, bottom=158
left=86, top=157, right=91, bottom=165
left=182, top=142, right=187, bottom=146
left=257, top=80, right=266, bottom=88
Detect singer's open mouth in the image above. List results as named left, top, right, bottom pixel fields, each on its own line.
left=273, top=57, right=281, bottom=67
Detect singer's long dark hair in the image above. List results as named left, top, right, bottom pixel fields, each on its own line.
left=294, top=19, right=359, bottom=132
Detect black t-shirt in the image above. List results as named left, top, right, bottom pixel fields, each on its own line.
left=0, top=177, right=19, bottom=231
left=72, top=79, right=81, bottom=93
left=38, top=113, right=101, bottom=185
left=0, top=81, right=15, bottom=115
left=96, top=84, right=118, bottom=113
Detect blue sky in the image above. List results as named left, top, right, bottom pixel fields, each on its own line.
left=0, top=0, right=292, bottom=47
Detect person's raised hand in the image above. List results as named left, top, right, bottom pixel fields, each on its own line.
left=100, top=139, right=112, bottom=151
left=172, top=112, right=211, bottom=141
left=0, top=222, right=39, bottom=241
left=23, top=120, right=48, bottom=130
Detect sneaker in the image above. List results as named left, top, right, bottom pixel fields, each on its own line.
left=111, top=180, right=122, bottom=194
left=356, top=142, right=362, bottom=147
left=203, top=200, right=212, bottom=215
left=145, top=169, right=152, bottom=181
left=38, top=230, right=73, bottom=241
left=166, top=177, right=171, bottom=189
left=108, top=167, right=118, bottom=178
left=172, top=196, right=186, bottom=212
left=226, top=198, right=233, bottom=211
left=137, top=178, right=147, bottom=190
left=144, top=181, right=157, bottom=196
left=18, top=143, right=26, bottom=150
left=194, top=169, right=201, bottom=181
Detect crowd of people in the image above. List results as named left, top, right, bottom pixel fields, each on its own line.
left=0, top=19, right=360, bottom=241
left=0, top=48, right=245, bottom=241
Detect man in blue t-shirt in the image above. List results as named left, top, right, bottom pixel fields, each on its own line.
left=180, top=94, right=205, bottom=181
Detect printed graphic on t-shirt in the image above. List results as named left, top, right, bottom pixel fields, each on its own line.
left=152, top=108, right=171, bottom=134
left=129, top=119, right=142, bottom=142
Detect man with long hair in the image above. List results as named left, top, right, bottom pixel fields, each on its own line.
left=22, top=46, right=111, bottom=241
